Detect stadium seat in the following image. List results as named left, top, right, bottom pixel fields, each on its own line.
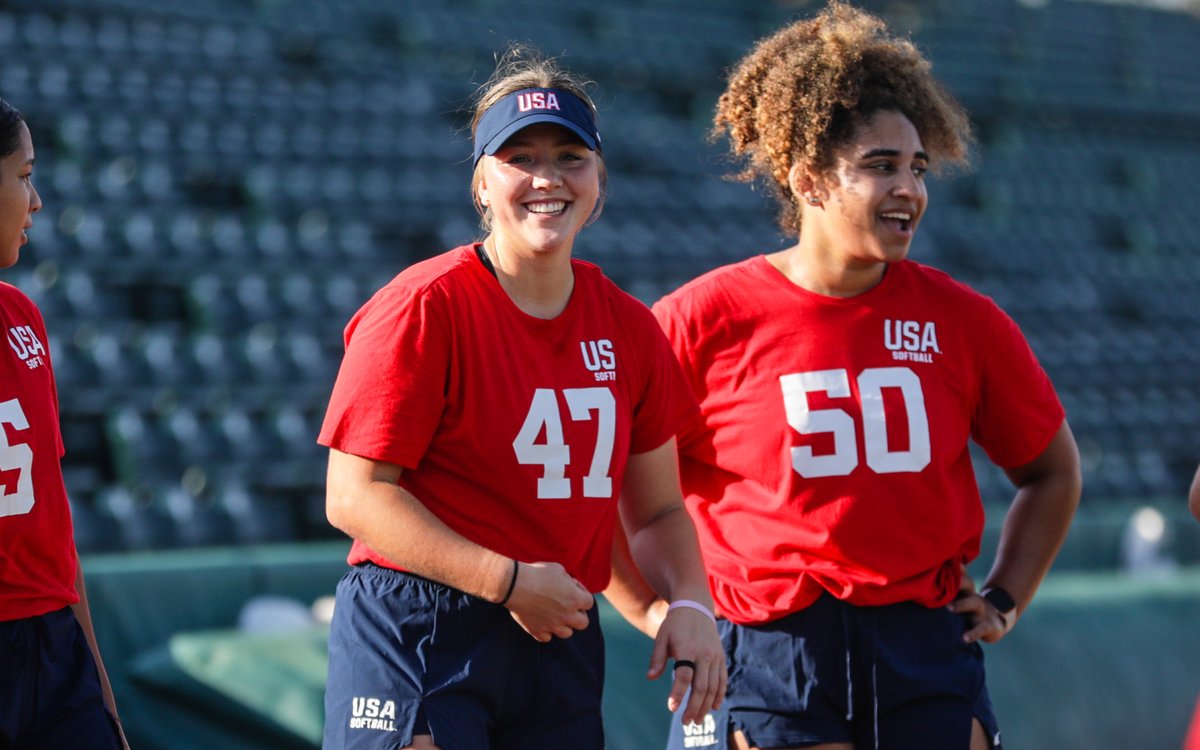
left=161, top=483, right=239, bottom=548
left=94, top=484, right=176, bottom=551
left=68, top=492, right=124, bottom=555
left=214, top=481, right=302, bottom=545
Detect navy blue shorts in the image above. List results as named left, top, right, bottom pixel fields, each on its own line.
left=324, top=564, right=606, bottom=750
left=712, top=594, right=1001, bottom=750
left=0, top=606, right=122, bottom=750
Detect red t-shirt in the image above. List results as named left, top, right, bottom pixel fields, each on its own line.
left=1185, top=696, right=1200, bottom=750
left=319, top=245, right=697, bottom=592
left=0, top=282, right=78, bottom=621
left=653, top=257, right=1064, bottom=624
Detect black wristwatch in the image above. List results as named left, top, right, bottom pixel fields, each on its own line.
left=981, top=586, right=1017, bottom=627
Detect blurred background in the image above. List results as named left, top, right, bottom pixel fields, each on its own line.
left=0, top=0, right=1198, bottom=748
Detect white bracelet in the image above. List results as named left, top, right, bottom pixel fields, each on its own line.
left=667, top=599, right=716, bottom=625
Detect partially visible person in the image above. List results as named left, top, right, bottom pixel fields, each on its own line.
left=1185, top=462, right=1200, bottom=750
left=318, top=45, right=724, bottom=750
left=0, top=97, right=129, bottom=749
left=1188, top=462, right=1199, bottom=522
left=642, top=3, right=1082, bottom=748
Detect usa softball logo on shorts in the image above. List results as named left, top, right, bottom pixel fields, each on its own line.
left=681, top=712, right=719, bottom=747
left=348, top=696, right=397, bottom=732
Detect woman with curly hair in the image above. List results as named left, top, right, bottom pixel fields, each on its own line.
left=644, top=3, right=1081, bottom=748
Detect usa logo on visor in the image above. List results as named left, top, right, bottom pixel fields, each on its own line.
left=517, top=91, right=560, bottom=111
left=472, top=87, right=600, bottom=166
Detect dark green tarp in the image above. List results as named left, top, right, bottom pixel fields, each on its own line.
left=81, top=544, right=1200, bottom=750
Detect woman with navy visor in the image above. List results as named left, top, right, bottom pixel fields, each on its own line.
left=319, top=46, right=725, bottom=750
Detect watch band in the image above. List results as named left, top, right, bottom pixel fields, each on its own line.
left=982, top=586, right=1016, bottom=616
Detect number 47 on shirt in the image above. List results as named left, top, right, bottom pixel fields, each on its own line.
left=514, top=387, right=616, bottom=500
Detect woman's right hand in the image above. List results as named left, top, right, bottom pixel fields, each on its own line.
left=503, top=561, right=595, bottom=642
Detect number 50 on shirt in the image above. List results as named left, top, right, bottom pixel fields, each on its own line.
left=780, top=367, right=931, bottom=478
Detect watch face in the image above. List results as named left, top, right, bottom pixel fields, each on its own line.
left=984, top=588, right=1016, bottom=613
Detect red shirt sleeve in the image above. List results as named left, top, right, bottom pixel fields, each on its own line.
left=318, top=282, right=450, bottom=469
left=629, top=301, right=699, bottom=454
left=971, top=300, right=1065, bottom=468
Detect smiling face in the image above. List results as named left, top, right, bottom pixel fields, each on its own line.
left=0, top=121, right=40, bottom=269
left=476, top=122, right=600, bottom=260
left=801, top=109, right=928, bottom=269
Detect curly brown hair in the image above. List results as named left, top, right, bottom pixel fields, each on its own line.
left=713, top=1, right=973, bottom=235
left=470, top=44, right=607, bottom=230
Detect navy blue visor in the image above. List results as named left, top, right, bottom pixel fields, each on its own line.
left=472, top=88, right=600, bottom=166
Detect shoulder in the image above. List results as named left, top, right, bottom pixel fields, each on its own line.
left=387, top=245, right=478, bottom=292
left=0, top=280, right=33, bottom=307
left=572, top=258, right=661, bottom=327
left=893, top=260, right=1003, bottom=316
left=0, top=280, right=44, bottom=323
left=343, top=247, right=481, bottom=344
left=574, top=258, right=638, bottom=304
left=365, top=245, right=479, bottom=308
left=893, top=262, right=1033, bottom=361
left=653, top=256, right=765, bottom=319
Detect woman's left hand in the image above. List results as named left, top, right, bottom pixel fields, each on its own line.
left=948, top=592, right=1015, bottom=644
left=647, top=605, right=727, bottom=727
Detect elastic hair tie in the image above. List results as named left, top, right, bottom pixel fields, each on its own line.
left=667, top=599, right=716, bottom=625
left=498, top=559, right=519, bottom=606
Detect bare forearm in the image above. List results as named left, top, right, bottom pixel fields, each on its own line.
left=69, top=564, right=121, bottom=720
left=1189, top=464, right=1200, bottom=522
left=328, top=477, right=512, bottom=603
left=326, top=449, right=595, bottom=643
left=626, top=505, right=712, bottom=607
left=985, top=424, right=1082, bottom=613
left=616, top=440, right=726, bottom=722
left=605, top=527, right=669, bottom=637
left=618, top=440, right=713, bottom=609
left=986, top=490, right=1073, bottom=610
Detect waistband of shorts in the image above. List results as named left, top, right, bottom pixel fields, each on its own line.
left=351, top=561, right=456, bottom=590
left=348, top=562, right=514, bottom=611
left=0, top=606, right=75, bottom=659
left=0, top=605, right=74, bottom=627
